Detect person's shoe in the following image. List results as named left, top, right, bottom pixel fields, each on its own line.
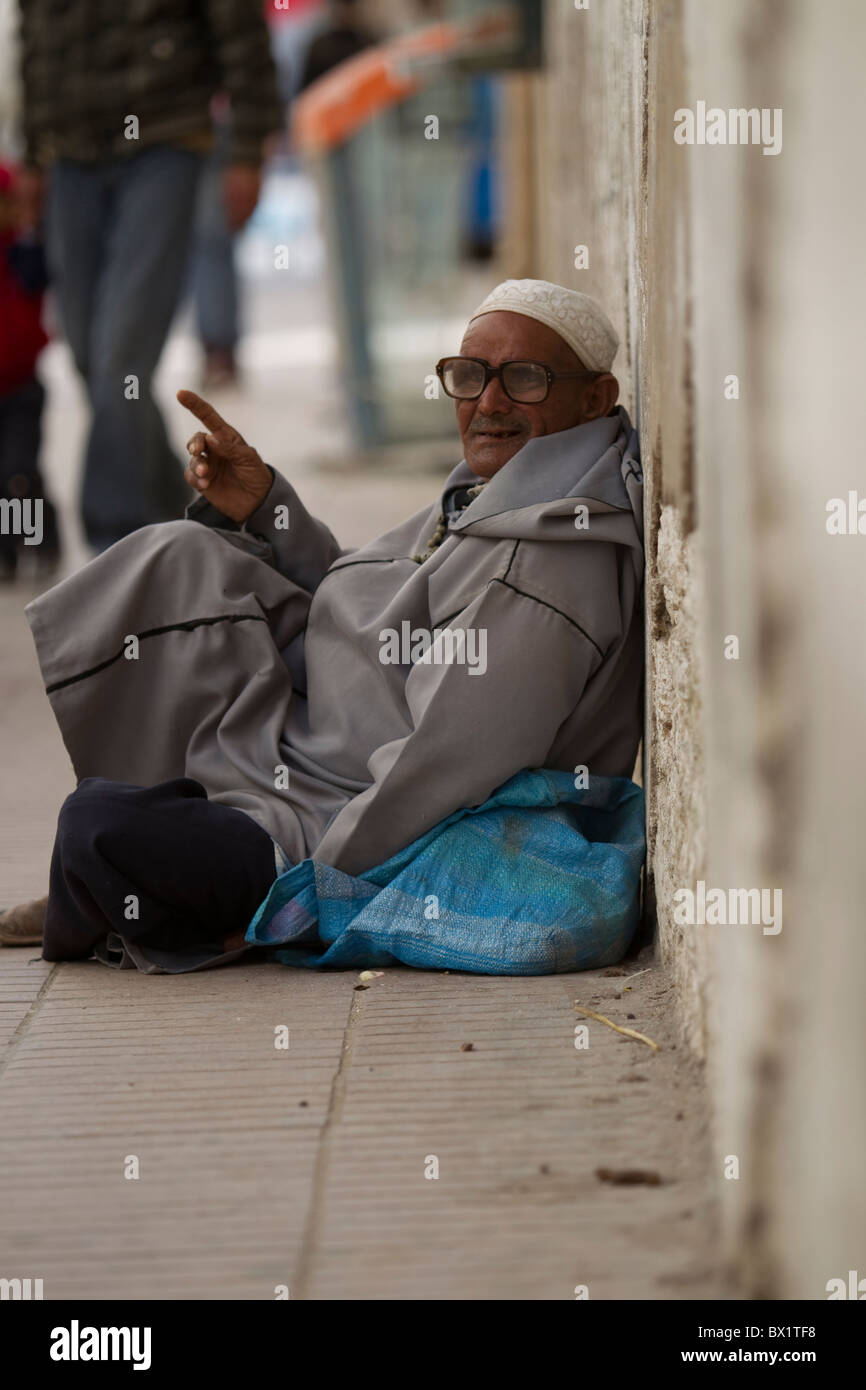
left=0, top=896, right=47, bottom=947
left=201, top=347, right=239, bottom=391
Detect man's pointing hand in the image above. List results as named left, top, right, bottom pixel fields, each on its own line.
left=178, top=389, right=273, bottom=524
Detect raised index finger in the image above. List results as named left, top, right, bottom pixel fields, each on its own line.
left=176, top=388, right=228, bottom=434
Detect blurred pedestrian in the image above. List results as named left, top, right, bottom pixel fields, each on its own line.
left=190, top=99, right=242, bottom=392
left=17, top=1, right=282, bottom=551
left=0, top=159, right=59, bottom=580
left=189, top=3, right=325, bottom=392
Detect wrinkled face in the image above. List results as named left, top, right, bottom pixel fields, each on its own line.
left=454, top=310, right=617, bottom=478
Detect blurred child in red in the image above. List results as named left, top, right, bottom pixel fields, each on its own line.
left=0, top=160, right=59, bottom=580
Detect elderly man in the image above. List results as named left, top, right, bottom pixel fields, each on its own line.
left=2, top=280, right=644, bottom=970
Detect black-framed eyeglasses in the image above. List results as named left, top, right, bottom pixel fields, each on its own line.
left=436, top=356, right=599, bottom=404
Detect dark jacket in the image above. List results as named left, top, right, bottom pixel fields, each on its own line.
left=18, top=0, right=282, bottom=167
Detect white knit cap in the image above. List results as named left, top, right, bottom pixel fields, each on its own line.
left=467, top=278, right=618, bottom=372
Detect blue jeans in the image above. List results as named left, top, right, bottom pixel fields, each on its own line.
left=47, top=146, right=203, bottom=549
left=190, top=129, right=239, bottom=353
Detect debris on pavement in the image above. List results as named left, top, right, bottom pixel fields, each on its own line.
left=596, top=1167, right=663, bottom=1187
left=574, top=1002, right=661, bottom=1051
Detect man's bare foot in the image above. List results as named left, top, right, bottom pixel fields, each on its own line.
left=177, top=389, right=273, bottom=524
left=0, top=895, right=47, bottom=947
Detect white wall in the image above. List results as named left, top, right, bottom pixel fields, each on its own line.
left=516, top=0, right=866, bottom=1296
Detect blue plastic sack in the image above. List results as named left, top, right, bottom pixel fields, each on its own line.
left=245, top=770, right=645, bottom=975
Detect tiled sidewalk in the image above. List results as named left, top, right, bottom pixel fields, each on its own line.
left=0, top=945, right=722, bottom=1299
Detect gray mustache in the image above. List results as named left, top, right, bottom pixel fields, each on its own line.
left=470, top=417, right=526, bottom=432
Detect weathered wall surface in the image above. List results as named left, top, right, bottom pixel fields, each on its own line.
left=525, top=0, right=710, bottom=1052
left=506, top=0, right=866, bottom=1297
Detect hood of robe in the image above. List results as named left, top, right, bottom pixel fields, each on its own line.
left=440, top=403, right=643, bottom=578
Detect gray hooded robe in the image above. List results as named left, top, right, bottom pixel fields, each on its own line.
left=26, top=404, right=644, bottom=887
